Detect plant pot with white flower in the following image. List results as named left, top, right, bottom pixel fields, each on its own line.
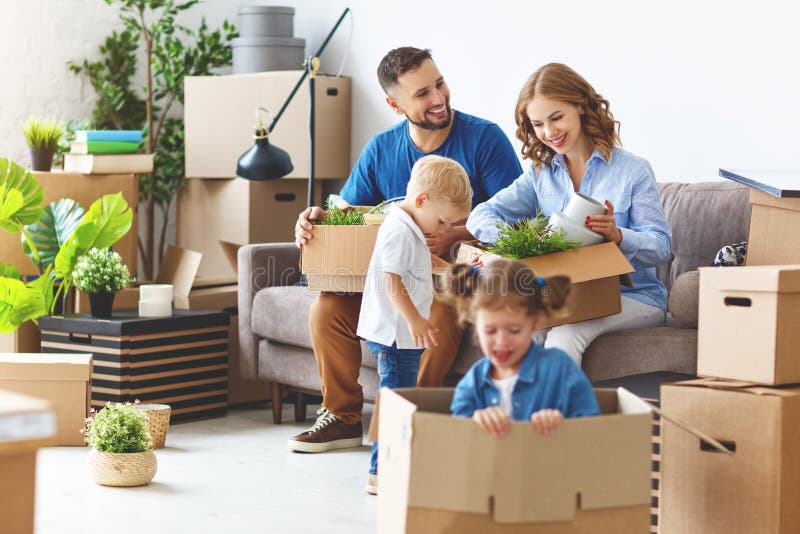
left=84, top=402, right=157, bottom=487
left=71, top=248, right=134, bottom=318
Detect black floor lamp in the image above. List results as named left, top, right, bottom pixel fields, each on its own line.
left=236, top=7, right=352, bottom=208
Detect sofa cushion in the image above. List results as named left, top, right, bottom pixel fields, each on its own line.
left=252, top=286, right=318, bottom=348
left=668, top=270, right=700, bottom=328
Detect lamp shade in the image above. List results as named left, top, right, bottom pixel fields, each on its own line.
left=236, top=127, right=294, bottom=180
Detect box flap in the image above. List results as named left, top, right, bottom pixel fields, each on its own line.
left=664, top=378, right=800, bottom=397
left=0, top=353, right=92, bottom=381
left=218, top=240, right=241, bottom=275
left=719, top=168, right=800, bottom=198
left=155, top=245, right=203, bottom=297
left=457, top=242, right=634, bottom=284
left=699, top=265, right=800, bottom=293
left=301, top=225, right=380, bottom=274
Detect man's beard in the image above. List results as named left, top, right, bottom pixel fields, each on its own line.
left=406, top=103, right=452, bottom=131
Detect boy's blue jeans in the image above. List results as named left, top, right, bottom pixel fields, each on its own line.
left=366, top=341, right=423, bottom=475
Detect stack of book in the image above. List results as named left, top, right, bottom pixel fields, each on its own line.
left=63, top=130, right=154, bottom=174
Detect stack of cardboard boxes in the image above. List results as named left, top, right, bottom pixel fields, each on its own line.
left=659, top=170, right=800, bottom=533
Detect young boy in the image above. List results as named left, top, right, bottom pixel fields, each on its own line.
left=357, top=155, right=472, bottom=494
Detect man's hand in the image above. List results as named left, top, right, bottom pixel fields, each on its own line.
left=473, top=407, right=511, bottom=437
left=407, top=315, right=439, bottom=348
left=530, top=409, right=563, bottom=436
left=294, top=206, right=326, bottom=248
left=426, top=223, right=472, bottom=259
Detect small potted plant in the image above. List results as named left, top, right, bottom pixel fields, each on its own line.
left=72, top=248, right=134, bottom=318
left=21, top=117, right=64, bottom=172
left=84, top=402, right=157, bottom=487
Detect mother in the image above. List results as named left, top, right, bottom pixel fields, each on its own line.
left=466, top=63, right=672, bottom=365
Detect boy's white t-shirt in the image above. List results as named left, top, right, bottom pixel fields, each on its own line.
left=490, top=375, right=519, bottom=417
left=356, top=203, right=433, bottom=349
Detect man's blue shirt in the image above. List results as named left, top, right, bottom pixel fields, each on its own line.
left=340, top=110, right=522, bottom=208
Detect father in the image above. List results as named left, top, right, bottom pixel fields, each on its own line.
left=290, top=46, right=521, bottom=452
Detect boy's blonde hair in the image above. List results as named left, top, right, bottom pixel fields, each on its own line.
left=408, top=155, right=472, bottom=216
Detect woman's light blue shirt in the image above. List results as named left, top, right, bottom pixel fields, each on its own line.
left=466, top=147, right=672, bottom=310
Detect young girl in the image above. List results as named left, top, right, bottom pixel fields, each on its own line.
left=466, top=63, right=672, bottom=366
left=442, top=259, right=599, bottom=435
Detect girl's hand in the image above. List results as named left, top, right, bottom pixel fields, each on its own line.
left=472, top=407, right=510, bottom=437
left=530, top=409, right=563, bottom=436
left=585, top=200, right=622, bottom=245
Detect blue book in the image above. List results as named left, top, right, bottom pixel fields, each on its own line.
left=75, top=130, right=143, bottom=143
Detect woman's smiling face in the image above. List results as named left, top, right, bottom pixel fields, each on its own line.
left=526, top=96, right=585, bottom=156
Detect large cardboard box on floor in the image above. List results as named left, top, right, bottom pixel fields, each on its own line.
left=0, top=171, right=138, bottom=276
left=457, top=242, right=634, bottom=329
left=659, top=379, right=800, bottom=533
left=184, top=71, right=351, bottom=179
left=698, top=265, right=800, bottom=384
left=0, top=354, right=92, bottom=446
left=371, top=387, right=652, bottom=534
left=177, top=178, right=322, bottom=278
left=0, top=390, right=56, bottom=534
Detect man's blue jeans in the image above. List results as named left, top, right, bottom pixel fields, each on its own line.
left=366, top=341, right=423, bottom=475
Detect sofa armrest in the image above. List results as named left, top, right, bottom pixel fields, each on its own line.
left=238, top=243, right=302, bottom=379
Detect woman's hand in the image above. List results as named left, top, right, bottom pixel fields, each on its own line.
left=472, top=407, right=511, bottom=437
left=585, top=200, right=622, bottom=245
left=530, top=409, right=563, bottom=436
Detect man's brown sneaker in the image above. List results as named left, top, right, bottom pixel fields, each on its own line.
left=287, top=408, right=363, bottom=453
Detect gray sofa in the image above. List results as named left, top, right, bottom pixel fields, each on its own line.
left=238, top=181, right=751, bottom=423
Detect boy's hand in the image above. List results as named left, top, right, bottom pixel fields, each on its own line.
left=472, top=407, right=510, bottom=437
left=530, top=409, right=563, bottom=436
left=408, top=316, right=438, bottom=348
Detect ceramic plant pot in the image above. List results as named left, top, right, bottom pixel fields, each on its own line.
left=29, top=148, right=55, bottom=172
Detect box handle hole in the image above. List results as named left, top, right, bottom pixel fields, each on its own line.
left=69, top=332, right=93, bottom=344
left=275, top=193, right=296, bottom=202
left=700, top=439, right=736, bottom=453
left=724, top=297, right=751, bottom=307
left=326, top=88, right=338, bottom=96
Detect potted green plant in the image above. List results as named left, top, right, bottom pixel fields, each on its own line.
left=84, top=402, right=156, bottom=487
left=21, top=118, right=64, bottom=172
left=71, top=248, right=134, bottom=318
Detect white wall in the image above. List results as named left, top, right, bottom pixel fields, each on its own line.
left=3, top=0, right=799, bottom=185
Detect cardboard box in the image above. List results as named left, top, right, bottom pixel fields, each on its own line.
left=301, top=224, right=381, bottom=292
left=177, top=178, right=321, bottom=277
left=746, top=188, right=800, bottom=266
left=0, top=354, right=92, bottom=446
left=457, top=242, right=634, bottom=329
left=697, top=265, right=800, bottom=384
left=184, top=71, right=351, bottom=179
left=659, top=379, right=800, bottom=533
left=371, top=387, right=652, bottom=534
left=0, top=322, right=41, bottom=354
left=0, top=390, right=56, bottom=534
left=0, top=172, right=138, bottom=276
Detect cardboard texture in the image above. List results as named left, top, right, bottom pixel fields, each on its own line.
left=746, top=189, right=800, bottom=266
left=301, top=224, right=381, bottom=292
left=177, top=178, right=321, bottom=277
left=373, top=388, right=652, bottom=534
left=184, top=71, right=351, bottom=179
left=0, top=354, right=92, bottom=446
left=457, top=242, right=634, bottom=329
left=659, top=380, right=800, bottom=534
left=698, top=265, right=800, bottom=384
left=0, top=322, right=41, bottom=353
left=0, top=451, right=36, bottom=534
left=0, top=172, right=138, bottom=276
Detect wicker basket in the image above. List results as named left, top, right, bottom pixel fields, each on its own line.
left=133, top=404, right=171, bottom=449
left=88, top=449, right=157, bottom=487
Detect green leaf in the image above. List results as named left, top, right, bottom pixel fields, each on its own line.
left=0, top=159, right=44, bottom=229
left=27, top=269, right=55, bottom=316
left=0, top=263, right=21, bottom=279
left=22, top=198, right=86, bottom=271
left=0, top=276, right=46, bottom=333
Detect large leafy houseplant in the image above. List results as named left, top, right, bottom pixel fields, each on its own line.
left=0, top=158, right=133, bottom=330
left=69, top=0, right=237, bottom=279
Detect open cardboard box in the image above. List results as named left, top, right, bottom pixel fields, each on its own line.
left=457, top=242, right=634, bottom=329
left=369, top=387, right=653, bottom=534
left=75, top=245, right=237, bottom=312
left=0, top=354, right=92, bottom=446
left=698, top=265, right=800, bottom=384
left=660, top=378, right=800, bottom=533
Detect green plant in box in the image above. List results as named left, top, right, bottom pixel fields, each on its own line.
left=84, top=402, right=152, bottom=453
left=487, top=212, right=579, bottom=260
left=316, top=200, right=366, bottom=226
